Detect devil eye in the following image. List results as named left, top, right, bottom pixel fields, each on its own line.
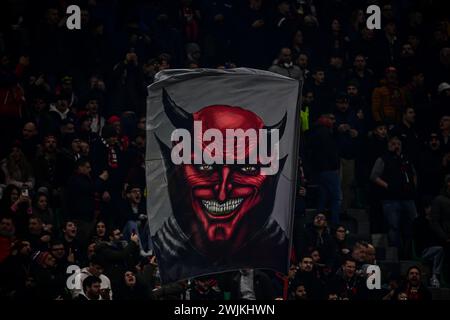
left=197, top=164, right=214, bottom=172
left=240, top=165, right=258, bottom=174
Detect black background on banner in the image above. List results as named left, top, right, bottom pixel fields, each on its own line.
left=6, top=301, right=446, bottom=319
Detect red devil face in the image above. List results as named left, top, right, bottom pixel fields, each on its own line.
left=160, top=89, right=286, bottom=255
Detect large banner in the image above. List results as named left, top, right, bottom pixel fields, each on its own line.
left=146, top=68, right=301, bottom=283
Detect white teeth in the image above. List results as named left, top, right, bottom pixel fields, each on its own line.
left=201, top=198, right=244, bottom=216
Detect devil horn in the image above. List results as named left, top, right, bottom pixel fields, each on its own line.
left=264, top=112, right=287, bottom=139
left=162, top=88, right=193, bottom=131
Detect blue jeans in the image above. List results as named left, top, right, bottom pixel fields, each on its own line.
left=382, top=200, right=417, bottom=247
left=422, top=246, right=444, bottom=276
left=317, top=170, right=342, bottom=224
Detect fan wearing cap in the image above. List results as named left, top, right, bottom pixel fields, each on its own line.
left=372, top=67, right=407, bottom=126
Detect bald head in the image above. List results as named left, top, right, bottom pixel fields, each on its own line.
left=22, top=122, right=37, bottom=139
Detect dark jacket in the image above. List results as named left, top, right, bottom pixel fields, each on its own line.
left=370, top=151, right=416, bottom=200
left=334, top=108, right=364, bottom=159
left=65, top=173, right=101, bottom=222
left=390, top=123, right=421, bottom=165
left=292, top=270, right=325, bottom=300
left=330, top=271, right=368, bottom=300
left=307, top=124, right=340, bottom=173
left=95, top=240, right=140, bottom=291
left=298, top=226, right=337, bottom=268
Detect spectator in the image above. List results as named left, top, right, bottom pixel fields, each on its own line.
left=413, top=202, right=444, bottom=288
left=229, top=269, right=274, bottom=300
left=25, top=215, right=51, bottom=251
left=110, top=50, right=146, bottom=115
left=291, top=255, right=325, bottom=299
left=307, top=68, right=333, bottom=116
left=115, top=270, right=148, bottom=300
left=350, top=241, right=367, bottom=271
left=77, top=113, right=99, bottom=146
left=371, top=67, right=407, bottom=126
left=65, top=159, right=105, bottom=245
left=333, top=93, right=363, bottom=211
left=20, top=122, right=39, bottom=162
left=91, top=125, right=125, bottom=225
left=90, top=220, right=108, bottom=243
left=74, top=275, right=102, bottom=300
left=298, top=212, right=337, bottom=268
left=296, top=53, right=310, bottom=83
left=0, top=216, right=15, bottom=263
left=2, top=184, right=32, bottom=238
left=365, top=122, right=388, bottom=233
left=84, top=95, right=105, bottom=135
left=94, top=229, right=140, bottom=292
left=370, top=136, right=418, bottom=258
left=1, top=142, right=35, bottom=190
left=31, top=251, right=66, bottom=300
left=61, top=220, right=82, bottom=265
left=392, top=266, right=432, bottom=301
left=0, top=240, right=32, bottom=298
left=71, top=254, right=112, bottom=300
left=390, top=107, right=420, bottom=165
left=418, top=133, right=445, bottom=198
left=333, top=225, right=351, bottom=264
left=34, top=135, right=58, bottom=193
left=307, top=115, right=342, bottom=224
left=268, top=48, right=302, bottom=80
left=439, top=115, right=450, bottom=154
left=49, top=240, right=70, bottom=274
left=121, top=185, right=150, bottom=254
left=347, top=54, right=375, bottom=106
left=347, top=80, right=370, bottom=126
left=32, top=192, right=54, bottom=231
left=330, top=257, right=367, bottom=300
left=430, top=175, right=450, bottom=251
left=48, top=93, right=76, bottom=132
left=327, top=54, right=346, bottom=94
left=189, top=276, right=222, bottom=300
left=402, top=70, right=430, bottom=134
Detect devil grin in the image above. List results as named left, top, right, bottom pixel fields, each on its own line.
left=201, top=198, right=244, bottom=217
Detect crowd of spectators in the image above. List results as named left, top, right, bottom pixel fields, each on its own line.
left=0, top=0, right=449, bottom=300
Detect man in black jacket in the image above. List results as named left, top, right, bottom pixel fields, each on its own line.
left=297, top=212, right=337, bottom=269
left=308, top=114, right=342, bottom=224
left=95, top=229, right=141, bottom=293
left=291, top=255, right=325, bottom=299
left=65, top=158, right=107, bottom=246
left=330, top=257, right=368, bottom=300
left=370, top=136, right=418, bottom=257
